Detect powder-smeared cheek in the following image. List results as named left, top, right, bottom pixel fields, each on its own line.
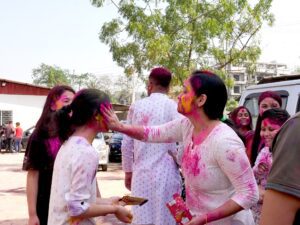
left=55, top=101, right=64, bottom=110
left=95, top=114, right=108, bottom=130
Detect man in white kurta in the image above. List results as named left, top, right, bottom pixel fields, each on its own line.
left=122, top=67, right=182, bottom=225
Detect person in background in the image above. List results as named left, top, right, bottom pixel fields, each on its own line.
left=48, top=89, right=132, bottom=225
left=23, top=85, right=75, bottom=225
left=122, top=67, right=182, bottom=225
left=5, top=121, right=15, bottom=152
left=251, top=108, right=290, bottom=224
left=250, top=91, right=282, bottom=165
left=103, top=70, right=258, bottom=225
left=260, top=112, right=300, bottom=225
left=229, top=106, right=254, bottom=160
left=14, top=122, right=23, bottom=153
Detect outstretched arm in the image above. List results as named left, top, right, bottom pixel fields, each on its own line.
left=102, top=104, right=184, bottom=143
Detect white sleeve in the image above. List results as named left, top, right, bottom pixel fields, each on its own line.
left=65, top=149, right=98, bottom=216
left=214, top=135, right=259, bottom=209
left=144, top=117, right=185, bottom=143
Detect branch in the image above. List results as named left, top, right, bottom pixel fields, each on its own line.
left=215, top=25, right=261, bottom=70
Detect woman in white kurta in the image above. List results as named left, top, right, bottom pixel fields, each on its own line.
left=48, top=89, right=132, bottom=225
left=103, top=70, right=259, bottom=225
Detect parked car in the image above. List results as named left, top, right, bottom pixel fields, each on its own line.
left=21, top=126, right=35, bottom=150
left=93, top=132, right=110, bottom=171
left=108, top=132, right=123, bottom=162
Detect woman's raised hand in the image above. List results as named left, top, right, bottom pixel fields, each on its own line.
left=101, top=103, right=122, bottom=131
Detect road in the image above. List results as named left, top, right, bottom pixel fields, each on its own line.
left=0, top=152, right=130, bottom=225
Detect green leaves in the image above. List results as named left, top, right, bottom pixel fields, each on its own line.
left=32, top=63, right=70, bottom=87
left=94, top=0, right=273, bottom=87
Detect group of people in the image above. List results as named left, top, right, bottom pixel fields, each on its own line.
left=0, top=121, right=23, bottom=153
left=23, top=68, right=300, bottom=225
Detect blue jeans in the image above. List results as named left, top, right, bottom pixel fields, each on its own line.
left=14, top=138, right=22, bottom=152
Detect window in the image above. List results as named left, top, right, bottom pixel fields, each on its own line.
left=233, top=86, right=241, bottom=94
left=0, top=110, right=13, bottom=125
left=233, top=74, right=240, bottom=81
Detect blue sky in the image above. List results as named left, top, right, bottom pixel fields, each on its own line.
left=0, top=0, right=300, bottom=83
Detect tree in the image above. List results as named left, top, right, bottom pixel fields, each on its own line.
left=92, top=0, right=274, bottom=87
left=32, top=63, right=70, bottom=87
left=226, top=97, right=238, bottom=112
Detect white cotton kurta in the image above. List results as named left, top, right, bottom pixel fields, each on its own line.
left=48, top=136, right=99, bottom=225
left=145, top=118, right=259, bottom=225
left=122, top=93, right=182, bottom=225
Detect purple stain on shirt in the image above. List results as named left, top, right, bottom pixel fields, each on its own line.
left=48, top=137, right=61, bottom=158
left=226, top=150, right=236, bottom=162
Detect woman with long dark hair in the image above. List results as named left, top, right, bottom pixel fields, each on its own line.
left=48, top=89, right=132, bottom=225
left=230, top=106, right=254, bottom=160
left=251, top=108, right=290, bottom=224
left=23, top=85, right=75, bottom=225
left=250, top=91, right=282, bottom=165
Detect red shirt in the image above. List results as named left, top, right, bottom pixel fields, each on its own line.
left=15, top=127, right=23, bottom=138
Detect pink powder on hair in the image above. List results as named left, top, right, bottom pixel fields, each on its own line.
left=47, top=137, right=61, bottom=158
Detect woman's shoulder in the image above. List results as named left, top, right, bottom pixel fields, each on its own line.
left=211, top=123, right=244, bottom=148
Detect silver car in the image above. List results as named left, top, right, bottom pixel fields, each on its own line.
left=93, top=132, right=110, bottom=171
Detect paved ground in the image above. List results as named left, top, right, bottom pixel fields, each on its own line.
left=0, top=152, right=130, bottom=225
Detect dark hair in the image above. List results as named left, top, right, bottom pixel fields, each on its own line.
left=261, top=108, right=290, bottom=127
left=58, top=89, right=110, bottom=141
left=229, top=106, right=253, bottom=130
left=250, top=91, right=283, bottom=165
left=258, top=91, right=282, bottom=107
left=149, top=67, right=172, bottom=88
left=34, top=85, right=75, bottom=138
left=190, top=70, right=227, bottom=120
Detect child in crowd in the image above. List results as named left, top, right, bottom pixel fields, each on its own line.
left=251, top=108, right=290, bottom=224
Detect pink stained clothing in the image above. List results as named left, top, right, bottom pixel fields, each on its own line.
left=15, top=127, right=23, bottom=138
left=122, top=93, right=182, bottom=225
left=253, top=147, right=272, bottom=188
left=251, top=147, right=272, bottom=225
left=144, top=118, right=259, bottom=225
left=48, top=136, right=99, bottom=225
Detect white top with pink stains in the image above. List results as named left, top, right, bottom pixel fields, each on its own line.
left=145, top=118, right=259, bottom=225
left=48, top=136, right=98, bottom=225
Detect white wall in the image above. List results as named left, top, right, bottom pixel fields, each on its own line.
left=0, top=94, right=46, bottom=130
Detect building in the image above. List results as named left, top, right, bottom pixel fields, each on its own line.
left=0, top=78, right=51, bottom=130
left=228, top=62, right=291, bottom=98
